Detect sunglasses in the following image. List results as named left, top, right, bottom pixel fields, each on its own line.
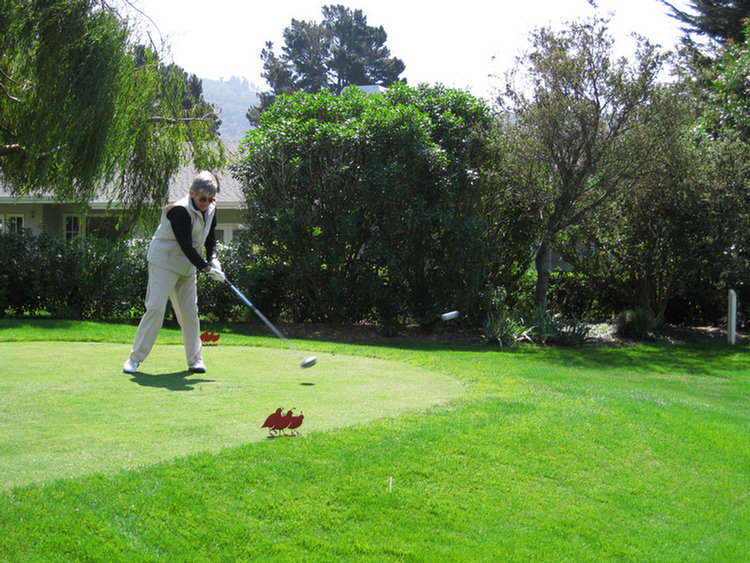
left=198, top=196, right=215, bottom=203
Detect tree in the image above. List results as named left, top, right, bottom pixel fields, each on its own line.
left=0, top=0, right=224, bottom=216
left=554, top=20, right=750, bottom=326
left=323, top=5, right=405, bottom=93
left=499, top=16, right=668, bottom=311
left=706, top=18, right=750, bottom=138
left=234, top=84, right=508, bottom=326
left=249, top=5, right=405, bottom=123
left=559, top=82, right=715, bottom=324
left=698, top=18, right=750, bottom=323
left=660, top=0, right=750, bottom=45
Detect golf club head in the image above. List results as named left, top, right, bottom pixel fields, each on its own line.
left=301, top=356, right=317, bottom=369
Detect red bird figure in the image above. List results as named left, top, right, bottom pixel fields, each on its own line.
left=200, top=331, right=220, bottom=345
left=287, top=412, right=304, bottom=436
left=272, top=409, right=294, bottom=436
left=261, top=408, right=283, bottom=438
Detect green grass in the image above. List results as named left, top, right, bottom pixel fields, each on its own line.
left=0, top=318, right=748, bottom=562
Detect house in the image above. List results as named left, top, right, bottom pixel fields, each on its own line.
left=1, top=86, right=391, bottom=239
left=356, top=84, right=387, bottom=95
left=0, top=142, right=245, bottom=242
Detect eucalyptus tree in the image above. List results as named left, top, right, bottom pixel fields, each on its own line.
left=0, top=0, right=224, bottom=217
left=499, top=16, right=669, bottom=311
left=555, top=15, right=750, bottom=324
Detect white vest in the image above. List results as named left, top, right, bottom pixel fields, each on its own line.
left=146, top=195, right=217, bottom=276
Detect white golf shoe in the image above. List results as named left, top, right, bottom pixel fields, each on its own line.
left=189, top=359, right=206, bottom=374
left=123, top=358, right=139, bottom=374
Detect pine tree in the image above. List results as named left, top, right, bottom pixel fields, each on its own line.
left=250, top=5, right=405, bottom=123
left=660, top=0, right=750, bottom=44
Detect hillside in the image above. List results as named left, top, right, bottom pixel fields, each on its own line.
left=201, top=76, right=261, bottom=140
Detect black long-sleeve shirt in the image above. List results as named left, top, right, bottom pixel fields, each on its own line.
left=166, top=203, right=217, bottom=271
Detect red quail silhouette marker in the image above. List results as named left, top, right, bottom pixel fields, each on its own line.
left=272, top=410, right=294, bottom=436
left=287, top=412, right=304, bottom=436
left=261, top=408, right=283, bottom=438
left=200, top=330, right=220, bottom=345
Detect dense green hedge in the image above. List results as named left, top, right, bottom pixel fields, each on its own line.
left=0, top=231, right=265, bottom=322
left=2, top=229, right=744, bottom=330
left=233, top=84, right=533, bottom=329
left=1, top=231, right=147, bottom=319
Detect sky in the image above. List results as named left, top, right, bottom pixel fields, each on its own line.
left=128, top=0, right=690, bottom=102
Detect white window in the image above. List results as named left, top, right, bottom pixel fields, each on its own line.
left=64, top=215, right=82, bottom=240
left=216, top=224, right=234, bottom=241
left=6, top=215, right=24, bottom=233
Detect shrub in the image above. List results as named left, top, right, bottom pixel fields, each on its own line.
left=615, top=308, right=654, bottom=338
left=547, top=317, right=592, bottom=346
left=548, top=269, right=625, bottom=320
left=233, top=84, right=511, bottom=327
left=0, top=230, right=309, bottom=323
left=0, top=231, right=296, bottom=323
left=526, top=307, right=557, bottom=344
left=32, top=234, right=148, bottom=320
left=1, top=231, right=147, bottom=320
left=0, top=230, right=44, bottom=315
left=197, top=240, right=293, bottom=324
left=482, top=309, right=531, bottom=348
left=526, top=307, right=591, bottom=347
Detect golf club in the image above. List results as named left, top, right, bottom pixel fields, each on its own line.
left=224, top=279, right=316, bottom=369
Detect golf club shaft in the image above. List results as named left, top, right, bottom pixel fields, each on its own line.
left=226, top=282, right=300, bottom=354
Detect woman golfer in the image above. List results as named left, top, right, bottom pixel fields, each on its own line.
left=123, top=171, right=225, bottom=375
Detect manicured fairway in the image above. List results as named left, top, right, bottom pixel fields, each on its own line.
left=0, top=341, right=463, bottom=490
left=1, top=321, right=748, bottom=562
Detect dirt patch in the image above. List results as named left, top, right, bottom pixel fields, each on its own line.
left=279, top=322, right=482, bottom=345
left=251, top=321, right=743, bottom=347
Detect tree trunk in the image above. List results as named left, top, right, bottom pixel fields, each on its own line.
left=534, top=240, right=551, bottom=312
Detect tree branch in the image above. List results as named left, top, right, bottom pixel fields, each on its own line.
left=0, top=143, right=63, bottom=160
left=146, top=114, right=214, bottom=124
left=0, top=80, right=21, bottom=103
left=0, top=65, right=20, bottom=85
left=0, top=143, right=24, bottom=157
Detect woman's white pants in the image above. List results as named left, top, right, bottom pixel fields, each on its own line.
left=128, top=262, right=202, bottom=367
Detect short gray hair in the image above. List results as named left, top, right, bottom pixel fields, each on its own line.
left=191, top=170, right=219, bottom=196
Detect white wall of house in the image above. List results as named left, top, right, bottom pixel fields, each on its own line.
left=1, top=200, right=244, bottom=240
left=0, top=200, right=46, bottom=233
left=0, top=142, right=245, bottom=240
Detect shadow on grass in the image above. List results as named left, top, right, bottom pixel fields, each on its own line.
left=305, top=333, right=749, bottom=379
left=130, top=372, right=215, bottom=391
left=506, top=341, right=749, bottom=378
left=4, top=317, right=747, bottom=379
left=206, top=321, right=750, bottom=379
